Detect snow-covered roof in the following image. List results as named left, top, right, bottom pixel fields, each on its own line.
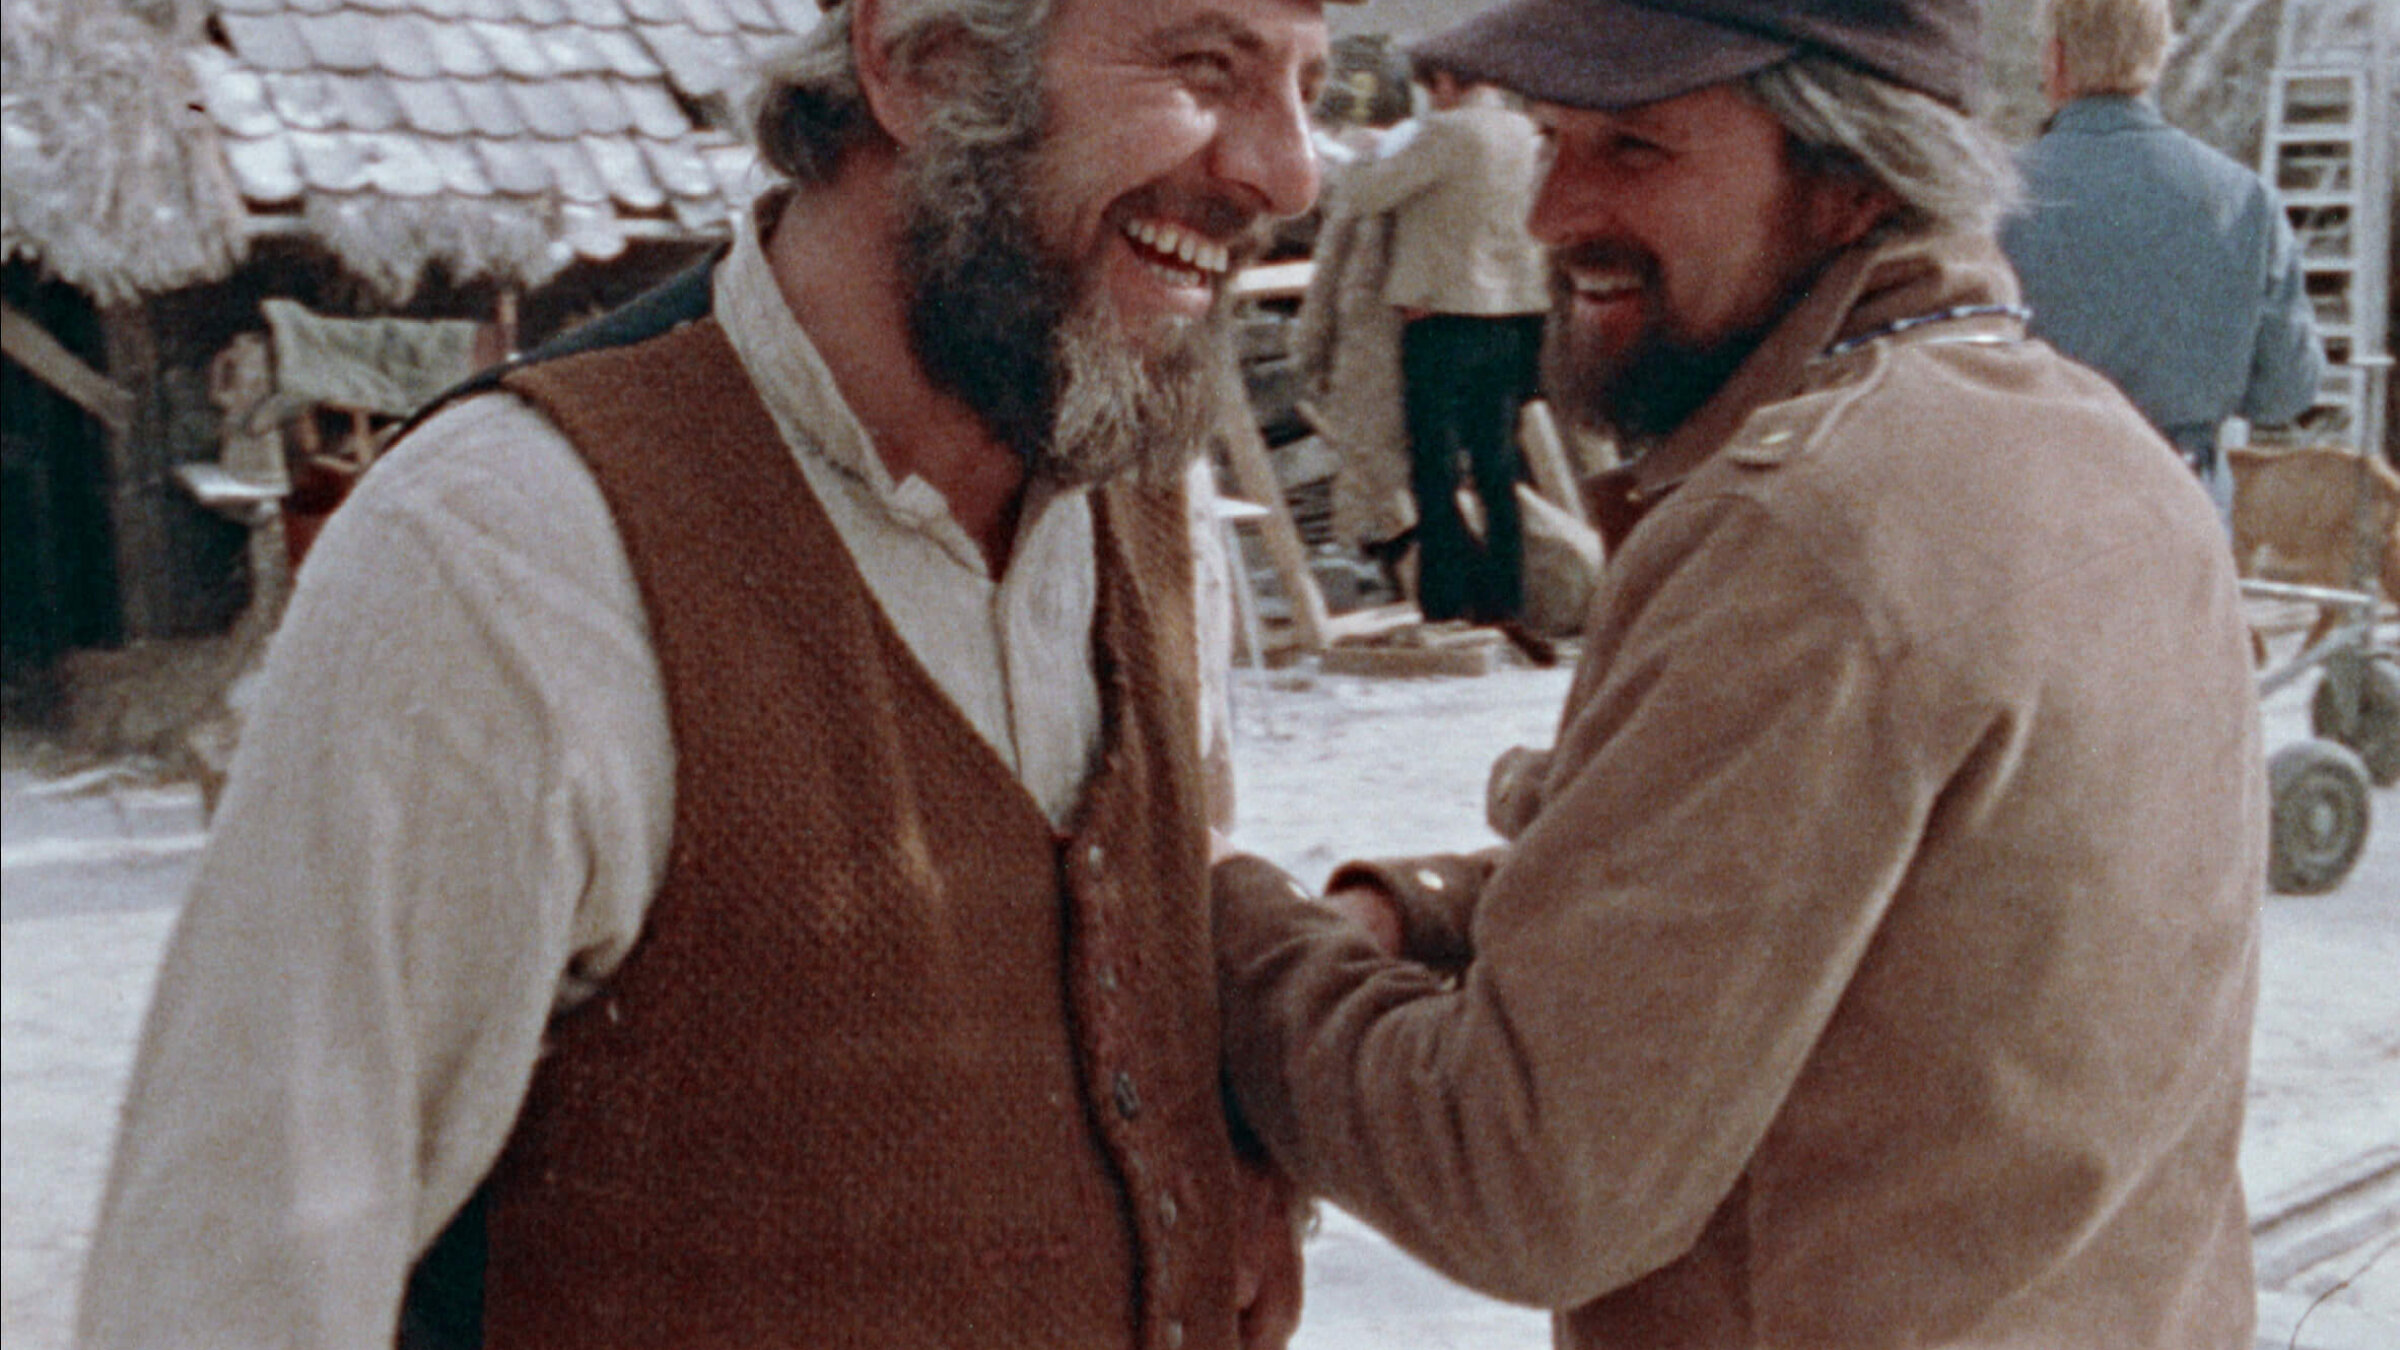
left=3, top=0, right=818, bottom=304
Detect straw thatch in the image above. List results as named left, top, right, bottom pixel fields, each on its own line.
left=2, top=0, right=246, bottom=306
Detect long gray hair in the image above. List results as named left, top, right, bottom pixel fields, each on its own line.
left=744, top=0, right=1058, bottom=185
left=1745, top=53, right=2021, bottom=242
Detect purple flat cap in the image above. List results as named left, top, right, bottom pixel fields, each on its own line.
left=1412, top=0, right=1984, bottom=112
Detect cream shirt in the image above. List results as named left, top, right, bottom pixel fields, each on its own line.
left=76, top=217, right=1224, bottom=1349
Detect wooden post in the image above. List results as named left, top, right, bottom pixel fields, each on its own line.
left=496, top=287, right=520, bottom=360
left=1217, top=375, right=1333, bottom=653
left=1, top=302, right=133, bottom=436
left=99, top=304, right=177, bottom=641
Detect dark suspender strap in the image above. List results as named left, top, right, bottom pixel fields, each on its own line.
left=388, top=248, right=724, bottom=444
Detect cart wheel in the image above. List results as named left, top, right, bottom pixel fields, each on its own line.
left=2310, top=654, right=2400, bottom=787
left=2267, top=739, right=2372, bottom=896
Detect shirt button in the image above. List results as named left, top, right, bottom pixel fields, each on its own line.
left=1159, top=1192, right=1178, bottom=1228
left=1165, top=1319, right=1185, bottom=1349
left=1113, top=1071, right=1141, bottom=1120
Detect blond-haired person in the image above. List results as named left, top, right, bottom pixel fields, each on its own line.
left=2000, top=0, right=2322, bottom=515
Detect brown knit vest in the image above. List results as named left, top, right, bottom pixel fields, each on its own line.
left=478, top=319, right=1239, bottom=1349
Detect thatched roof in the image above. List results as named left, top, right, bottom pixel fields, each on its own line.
left=3, top=0, right=247, bottom=306
left=3, top=0, right=818, bottom=306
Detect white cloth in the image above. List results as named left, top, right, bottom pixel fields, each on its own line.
left=74, top=213, right=1215, bottom=1349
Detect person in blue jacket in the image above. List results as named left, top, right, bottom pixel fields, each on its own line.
left=2001, top=0, right=2324, bottom=517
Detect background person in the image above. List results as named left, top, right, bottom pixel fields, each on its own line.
left=1337, top=56, right=1551, bottom=628
left=2000, top=0, right=2323, bottom=516
left=75, top=1, right=1348, bottom=1346
left=1212, top=1, right=2264, bottom=1347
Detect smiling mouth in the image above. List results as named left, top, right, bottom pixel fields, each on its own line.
left=1565, top=270, right=1643, bottom=303
left=1121, top=218, right=1232, bottom=289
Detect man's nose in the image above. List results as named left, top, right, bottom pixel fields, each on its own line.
left=1526, top=151, right=1605, bottom=249
left=1215, top=81, right=1323, bottom=221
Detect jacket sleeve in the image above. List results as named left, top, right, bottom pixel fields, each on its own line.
left=2239, top=184, right=2325, bottom=427
left=1217, top=495, right=1950, bottom=1309
left=72, top=397, right=672, bottom=1350
left=1337, top=117, right=1462, bottom=218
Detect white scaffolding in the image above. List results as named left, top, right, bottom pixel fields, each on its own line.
left=2258, top=0, right=2395, bottom=453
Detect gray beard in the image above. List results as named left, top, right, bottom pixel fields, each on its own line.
left=896, top=99, right=1242, bottom=490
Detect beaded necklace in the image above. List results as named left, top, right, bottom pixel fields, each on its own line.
left=1822, top=303, right=2030, bottom=358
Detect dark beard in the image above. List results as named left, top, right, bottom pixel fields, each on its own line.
left=896, top=95, right=1245, bottom=489
left=1544, top=307, right=1775, bottom=450
left=1539, top=205, right=1826, bottom=452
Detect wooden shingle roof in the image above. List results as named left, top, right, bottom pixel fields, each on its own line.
left=3, top=0, right=816, bottom=304
left=189, top=0, right=813, bottom=293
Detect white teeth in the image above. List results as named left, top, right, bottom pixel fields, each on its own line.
left=1122, top=219, right=1230, bottom=277
left=1572, top=274, right=1638, bottom=298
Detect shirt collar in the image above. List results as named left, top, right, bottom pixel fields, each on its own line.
left=713, top=194, right=973, bottom=546
left=2045, top=94, right=2164, bottom=136
left=711, top=193, right=1091, bottom=575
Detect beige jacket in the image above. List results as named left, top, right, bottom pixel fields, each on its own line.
left=1342, top=97, right=1549, bottom=318
left=1295, top=180, right=1413, bottom=546
left=1218, top=234, right=2263, bottom=1348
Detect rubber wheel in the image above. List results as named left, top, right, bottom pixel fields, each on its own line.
left=2310, top=654, right=2400, bottom=787
left=2267, top=739, right=2372, bottom=896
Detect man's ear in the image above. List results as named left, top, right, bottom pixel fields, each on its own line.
left=1808, top=171, right=1900, bottom=250
left=2040, top=36, right=2072, bottom=109
left=851, top=0, right=928, bottom=149
left=851, top=0, right=976, bottom=151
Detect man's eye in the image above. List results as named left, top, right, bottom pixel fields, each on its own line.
left=1607, top=134, right=1668, bottom=167
left=1177, top=51, right=1237, bottom=91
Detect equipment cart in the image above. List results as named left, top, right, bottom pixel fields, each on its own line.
left=2247, top=577, right=2398, bottom=895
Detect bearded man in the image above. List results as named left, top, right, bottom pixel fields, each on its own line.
left=77, top=1, right=1343, bottom=1347
left=1213, top=2, right=2265, bottom=1347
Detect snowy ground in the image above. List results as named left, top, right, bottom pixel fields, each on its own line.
left=5, top=632, right=2396, bottom=1349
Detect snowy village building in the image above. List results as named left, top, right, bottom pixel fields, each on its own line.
left=3, top=0, right=812, bottom=731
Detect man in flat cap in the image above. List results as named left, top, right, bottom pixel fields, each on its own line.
left=78, top=1, right=1350, bottom=1347
left=1215, top=2, right=2262, bottom=1346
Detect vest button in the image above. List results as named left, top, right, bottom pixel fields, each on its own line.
left=1158, top=1192, right=1178, bottom=1228
left=1113, top=1070, right=1141, bottom=1119
left=1165, top=1318, right=1185, bottom=1349
left=1088, top=843, right=1106, bottom=870
left=1097, top=965, right=1119, bottom=992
